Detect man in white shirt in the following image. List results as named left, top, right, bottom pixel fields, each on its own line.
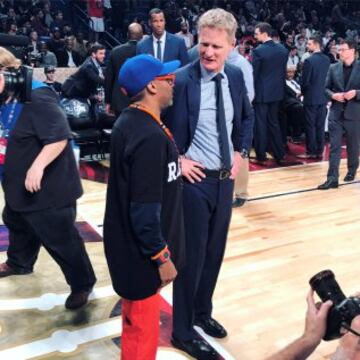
left=227, top=45, right=255, bottom=207
left=288, top=46, right=300, bottom=67
left=176, top=22, right=194, bottom=50
left=136, top=8, right=189, bottom=66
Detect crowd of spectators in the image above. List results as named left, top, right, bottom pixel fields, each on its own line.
left=0, top=0, right=98, bottom=69
left=1, top=0, right=360, bottom=159
left=2, top=1, right=359, bottom=71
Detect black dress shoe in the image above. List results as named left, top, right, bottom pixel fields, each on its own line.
left=194, top=317, right=228, bottom=338
left=318, top=179, right=339, bottom=190
left=171, top=337, right=218, bottom=360
left=0, top=262, right=32, bottom=278
left=65, top=288, right=92, bottom=310
left=232, top=197, right=246, bottom=207
left=344, top=172, right=356, bottom=182
left=253, top=157, right=268, bottom=165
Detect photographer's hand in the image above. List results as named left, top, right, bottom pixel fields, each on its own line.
left=303, top=289, right=333, bottom=346
left=266, top=289, right=332, bottom=360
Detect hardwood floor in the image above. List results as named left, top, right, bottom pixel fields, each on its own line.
left=0, top=158, right=359, bottom=360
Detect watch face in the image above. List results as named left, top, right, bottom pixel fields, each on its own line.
left=240, top=150, right=249, bottom=159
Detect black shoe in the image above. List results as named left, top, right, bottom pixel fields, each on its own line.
left=290, top=137, right=302, bottom=144
left=276, top=159, right=300, bottom=167
left=253, top=157, right=268, bottom=165
left=344, top=172, right=356, bottom=182
left=318, top=179, right=339, bottom=190
left=65, top=288, right=92, bottom=310
left=171, top=337, right=217, bottom=360
left=233, top=197, right=246, bottom=207
left=0, top=262, right=32, bottom=278
left=194, top=317, right=228, bottom=338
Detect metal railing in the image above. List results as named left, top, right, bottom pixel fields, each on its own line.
left=71, top=2, right=121, bottom=49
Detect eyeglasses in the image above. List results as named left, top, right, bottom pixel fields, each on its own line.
left=338, top=48, right=352, bottom=52
left=155, top=74, right=176, bottom=86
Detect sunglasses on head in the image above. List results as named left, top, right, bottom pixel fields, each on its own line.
left=155, top=74, right=176, bottom=86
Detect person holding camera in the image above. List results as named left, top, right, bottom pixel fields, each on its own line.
left=268, top=269, right=360, bottom=360
left=0, top=47, right=96, bottom=310
left=266, top=289, right=333, bottom=360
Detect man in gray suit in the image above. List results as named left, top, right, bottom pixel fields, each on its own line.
left=318, top=39, right=360, bottom=190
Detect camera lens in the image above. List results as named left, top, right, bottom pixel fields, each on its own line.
left=3, top=70, right=20, bottom=93
left=309, top=270, right=346, bottom=305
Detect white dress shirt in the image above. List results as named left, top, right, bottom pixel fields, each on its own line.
left=152, top=32, right=166, bottom=62
left=67, top=50, right=76, bottom=67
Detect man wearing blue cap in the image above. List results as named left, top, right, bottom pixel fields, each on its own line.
left=103, top=54, right=185, bottom=360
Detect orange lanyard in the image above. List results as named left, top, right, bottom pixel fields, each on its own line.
left=130, top=103, right=183, bottom=183
left=130, top=103, right=175, bottom=143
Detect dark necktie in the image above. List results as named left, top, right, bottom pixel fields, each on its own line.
left=213, top=74, right=231, bottom=170
left=291, top=80, right=300, bottom=91
left=156, top=40, right=162, bottom=61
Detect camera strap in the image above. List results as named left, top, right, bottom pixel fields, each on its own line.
left=0, top=100, right=24, bottom=166
left=342, top=322, right=360, bottom=337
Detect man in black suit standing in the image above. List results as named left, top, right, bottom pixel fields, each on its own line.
left=56, top=37, right=82, bottom=68
left=252, top=22, right=289, bottom=164
left=105, top=23, right=143, bottom=117
left=318, top=39, right=360, bottom=190
left=300, top=35, right=330, bottom=159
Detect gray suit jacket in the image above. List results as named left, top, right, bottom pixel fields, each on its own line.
left=325, top=60, right=360, bottom=121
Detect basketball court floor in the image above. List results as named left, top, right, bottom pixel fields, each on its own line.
left=0, top=155, right=359, bottom=360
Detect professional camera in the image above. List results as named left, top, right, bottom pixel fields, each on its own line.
left=309, top=270, right=360, bottom=340
left=1, top=65, right=32, bottom=103
left=0, top=33, right=33, bottom=103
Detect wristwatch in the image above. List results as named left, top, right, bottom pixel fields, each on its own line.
left=152, top=246, right=171, bottom=266
left=240, top=149, right=249, bottom=159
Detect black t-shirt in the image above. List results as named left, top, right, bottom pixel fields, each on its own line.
left=2, top=87, right=83, bottom=212
left=103, top=107, right=185, bottom=300
left=343, top=62, right=354, bottom=89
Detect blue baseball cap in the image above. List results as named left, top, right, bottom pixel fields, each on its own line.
left=118, top=54, right=180, bottom=97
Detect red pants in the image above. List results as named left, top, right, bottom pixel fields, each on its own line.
left=121, top=293, right=160, bottom=360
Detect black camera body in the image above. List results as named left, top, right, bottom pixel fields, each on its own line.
left=0, top=33, right=33, bottom=103
left=309, top=270, right=360, bottom=340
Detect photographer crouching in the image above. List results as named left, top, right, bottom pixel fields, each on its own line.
left=0, top=47, right=96, bottom=310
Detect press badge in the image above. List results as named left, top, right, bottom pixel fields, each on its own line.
left=0, top=129, right=9, bottom=165
left=0, top=129, right=8, bottom=165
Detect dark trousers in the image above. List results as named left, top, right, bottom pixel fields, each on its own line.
left=327, top=116, right=360, bottom=180
left=304, top=104, right=327, bottom=155
left=173, top=177, right=234, bottom=341
left=285, top=102, right=305, bottom=138
left=254, top=102, right=285, bottom=161
left=3, top=203, right=96, bottom=292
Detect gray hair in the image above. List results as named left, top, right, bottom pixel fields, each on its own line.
left=197, top=8, right=237, bottom=42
